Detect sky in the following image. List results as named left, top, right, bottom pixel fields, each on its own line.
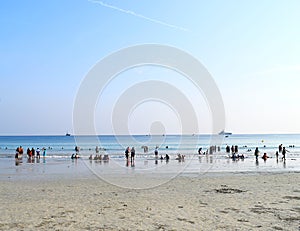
left=0, top=0, right=300, bottom=135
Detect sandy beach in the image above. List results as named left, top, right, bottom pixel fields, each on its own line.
left=0, top=171, right=299, bottom=230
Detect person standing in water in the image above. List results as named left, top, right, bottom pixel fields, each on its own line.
left=31, top=148, right=35, bottom=158
left=279, top=144, right=283, bottom=153
left=36, top=148, right=40, bottom=159
left=254, top=147, right=259, bottom=160
left=42, top=148, right=46, bottom=157
left=125, top=147, right=129, bottom=161
left=198, top=147, right=202, bottom=155
left=282, top=147, right=287, bottom=161
left=154, top=147, right=158, bottom=158
left=275, top=151, right=279, bottom=162
left=130, top=147, right=135, bottom=162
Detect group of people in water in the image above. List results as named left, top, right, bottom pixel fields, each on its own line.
left=224, top=145, right=245, bottom=160
left=253, top=144, right=288, bottom=162
left=70, top=145, right=185, bottom=164
left=88, top=154, right=109, bottom=161
left=198, top=146, right=221, bottom=155
left=278, top=144, right=288, bottom=161
left=86, top=146, right=109, bottom=162
left=14, top=142, right=292, bottom=167
left=71, top=146, right=81, bottom=159
left=14, top=146, right=47, bottom=165
left=15, top=146, right=46, bottom=160
left=125, top=146, right=172, bottom=164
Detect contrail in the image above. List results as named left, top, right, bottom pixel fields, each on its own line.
left=88, top=0, right=189, bottom=32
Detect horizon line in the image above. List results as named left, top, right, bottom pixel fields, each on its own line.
left=0, top=132, right=300, bottom=136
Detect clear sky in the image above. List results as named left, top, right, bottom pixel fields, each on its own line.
left=1, top=0, right=300, bottom=135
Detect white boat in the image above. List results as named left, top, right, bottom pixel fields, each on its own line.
left=218, top=130, right=232, bottom=136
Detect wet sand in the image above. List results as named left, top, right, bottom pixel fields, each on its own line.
left=0, top=172, right=299, bottom=230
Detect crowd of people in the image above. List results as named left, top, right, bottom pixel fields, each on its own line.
left=15, top=146, right=46, bottom=160
left=198, top=146, right=221, bottom=155
left=14, top=143, right=291, bottom=167
left=14, top=146, right=47, bottom=165
left=88, top=154, right=109, bottom=161
left=196, top=143, right=290, bottom=163
left=253, top=144, right=288, bottom=162
left=124, top=146, right=172, bottom=166
left=86, top=146, right=110, bottom=162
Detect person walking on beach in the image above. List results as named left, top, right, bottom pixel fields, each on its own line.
left=130, top=147, right=135, bottom=162
left=254, top=147, right=259, bottom=160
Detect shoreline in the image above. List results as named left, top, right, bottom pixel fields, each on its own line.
left=1, top=155, right=300, bottom=182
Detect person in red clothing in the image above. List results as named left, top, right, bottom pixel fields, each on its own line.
left=262, top=153, right=269, bottom=161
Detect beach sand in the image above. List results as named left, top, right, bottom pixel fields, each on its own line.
left=0, top=172, right=299, bottom=230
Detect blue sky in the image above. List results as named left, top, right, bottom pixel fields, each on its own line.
left=1, top=0, right=300, bottom=135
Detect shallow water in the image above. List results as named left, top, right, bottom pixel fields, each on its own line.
left=1, top=153, right=299, bottom=182
left=1, top=134, right=299, bottom=183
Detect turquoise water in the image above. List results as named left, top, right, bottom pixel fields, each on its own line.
left=0, top=134, right=300, bottom=158
left=0, top=134, right=299, bottom=180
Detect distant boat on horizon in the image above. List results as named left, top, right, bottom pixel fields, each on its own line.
left=218, top=130, right=232, bottom=136
left=65, top=132, right=71, bottom=136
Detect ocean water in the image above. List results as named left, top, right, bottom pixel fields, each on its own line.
left=0, top=134, right=299, bottom=180
left=0, top=134, right=300, bottom=158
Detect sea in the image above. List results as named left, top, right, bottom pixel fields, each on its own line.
left=1, top=134, right=300, bottom=157
left=0, top=134, right=299, bottom=184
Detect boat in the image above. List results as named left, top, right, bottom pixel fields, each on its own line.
left=66, top=132, right=71, bottom=136
left=218, top=130, right=232, bottom=136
